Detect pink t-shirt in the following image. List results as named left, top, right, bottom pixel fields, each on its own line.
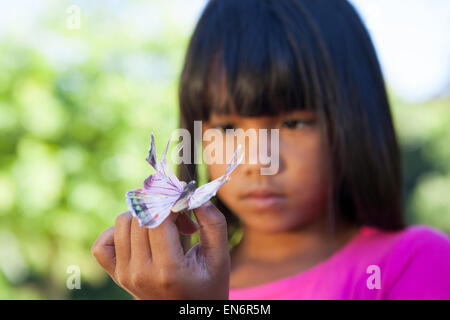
left=228, top=225, right=450, bottom=300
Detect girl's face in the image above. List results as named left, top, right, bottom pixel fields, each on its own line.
left=202, top=110, right=330, bottom=233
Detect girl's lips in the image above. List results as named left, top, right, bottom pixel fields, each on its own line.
left=241, top=188, right=284, bottom=198
left=243, top=195, right=286, bottom=209
left=240, top=189, right=286, bottom=209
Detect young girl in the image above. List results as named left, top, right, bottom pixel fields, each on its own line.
left=92, top=0, right=450, bottom=299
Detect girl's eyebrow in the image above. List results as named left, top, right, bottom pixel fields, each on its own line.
left=208, top=113, right=238, bottom=122
left=207, top=110, right=316, bottom=126
left=281, top=111, right=316, bottom=119
left=208, top=113, right=292, bottom=122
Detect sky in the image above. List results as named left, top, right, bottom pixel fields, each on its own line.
left=350, top=0, right=450, bottom=102
left=0, top=0, right=449, bottom=103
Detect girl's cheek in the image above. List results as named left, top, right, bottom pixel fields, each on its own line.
left=282, top=130, right=325, bottom=173
left=206, top=162, right=227, bottom=181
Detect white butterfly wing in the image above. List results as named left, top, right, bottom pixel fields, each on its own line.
left=188, top=145, right=243, bottom=210
left=126, top=188, right=180, bottom=228
left=187, top=178, right=228, bottom=210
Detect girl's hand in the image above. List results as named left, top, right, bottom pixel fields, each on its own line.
left=91, top=201, right=230, bottom=299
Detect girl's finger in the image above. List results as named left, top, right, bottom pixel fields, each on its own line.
left=91, top=226, right=116, bottom=278
left=193, top=201, right=229, bottom=268
left=130, top=216, right=152, bottom=263
left=114, top=212, right=132, bottom=271
left=148, top=212, right=185, bottom=267
left=175, top=211, right=200, bottom=235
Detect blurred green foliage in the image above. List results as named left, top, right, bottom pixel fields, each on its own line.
left=0, top=0, right=449, bottom=299
left=391, top=95, right=450, bottom=231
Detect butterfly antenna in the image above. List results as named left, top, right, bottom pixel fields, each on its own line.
left=182, top=161, right=193, bottom=182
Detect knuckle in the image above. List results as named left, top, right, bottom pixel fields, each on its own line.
left=91, top=243, right=101, bottom=258
left=91, top=241, right=107, bottom=259
left=158, top=268, right=176, bottom=289
left=116, top=272, right=130, bottom=288
left=163, top=259, right=181, bottom=271
left=131, top=272, right=147, bottom=289
left=91, top=235, right=110, bottom=259
left=209, top=214, right=227, bottom=229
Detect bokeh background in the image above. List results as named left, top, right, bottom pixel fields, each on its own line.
left=0, top=0, right=449, bottom=299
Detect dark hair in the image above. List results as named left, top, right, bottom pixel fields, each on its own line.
left=178, top=0, right=405, bottom=237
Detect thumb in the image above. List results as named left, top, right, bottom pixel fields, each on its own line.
left=193, top=201, right=229, bottom=265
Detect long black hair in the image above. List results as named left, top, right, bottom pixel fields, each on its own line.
left=178, top=0, right=405, bottom=240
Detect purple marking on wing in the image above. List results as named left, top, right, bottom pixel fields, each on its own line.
left=159, top=135, right=171, bottom=176
left=143, top=171, right=183, bottom=196
left=146, top=132, right=158, bottom=170
left=165, top=160, right=185, bottom=191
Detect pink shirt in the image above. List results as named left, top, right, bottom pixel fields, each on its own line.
left=228, top=225, right=450, bottom=300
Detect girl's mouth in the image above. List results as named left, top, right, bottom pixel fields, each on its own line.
left=240, top=189, right=286, bottom=209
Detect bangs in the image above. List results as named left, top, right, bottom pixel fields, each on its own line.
left=179, top=0, right=330, bottom=120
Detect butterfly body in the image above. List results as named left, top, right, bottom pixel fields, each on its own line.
left=171, top=180, right=197, bottom=213
left=125, top=132, right=243, bottom=228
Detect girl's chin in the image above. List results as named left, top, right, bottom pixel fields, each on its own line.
left=246, top=221, right=299, bottom=233
left=237, top=212, right=307, bottom=233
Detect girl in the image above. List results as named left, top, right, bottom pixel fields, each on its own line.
left=92, top=0, right=450, bottom=299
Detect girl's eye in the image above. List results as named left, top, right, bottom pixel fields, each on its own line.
left=214, top=123, right=236, bottom=132
left=281, top=118, right=314, bottom=130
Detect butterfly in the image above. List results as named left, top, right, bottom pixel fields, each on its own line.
left=125, top=132, right=244, bottom=228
